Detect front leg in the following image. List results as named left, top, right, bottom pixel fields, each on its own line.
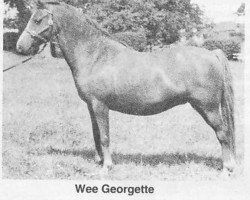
left=87, top=100, right=112, bottom=171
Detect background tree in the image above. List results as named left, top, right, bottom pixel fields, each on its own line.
left=4, top=0, right=31, bottom=33
left=3, top=3, right=17, bottom=31
left=4, top=0, right=204, bottom=51
left=83, top=0, right=204, bottom=49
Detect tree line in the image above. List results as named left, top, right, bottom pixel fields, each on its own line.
left=4, top=0, right=205, bottom=50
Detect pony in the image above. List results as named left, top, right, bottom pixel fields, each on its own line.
left=16, top=1, right=236, bottom=175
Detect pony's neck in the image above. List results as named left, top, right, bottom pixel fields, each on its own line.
left=52, top=4, right=114, bottom=76
left=55, top=5, right=101, bottom=41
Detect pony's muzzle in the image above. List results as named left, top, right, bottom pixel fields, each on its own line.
left=16, top=32, right=37, bottom=55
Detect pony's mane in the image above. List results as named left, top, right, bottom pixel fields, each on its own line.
left=78, top=9, right=128, bottom=47
left=47, top=2, right=128, bottom=47
left=85, top=16, right=113, bottom=39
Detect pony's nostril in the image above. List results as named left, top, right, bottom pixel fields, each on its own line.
left=16, top=44, right=23, bottom=53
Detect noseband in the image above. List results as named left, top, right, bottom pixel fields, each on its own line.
left=25, top=9, right=54, bottom=43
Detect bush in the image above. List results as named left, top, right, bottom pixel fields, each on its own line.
left=186, top=39, right=201, bottom=47
left=202, top=38, right=241, bottom=60
left=114, top=31, right=147, bottom=51
left=3, top=32, right=19, bottom=51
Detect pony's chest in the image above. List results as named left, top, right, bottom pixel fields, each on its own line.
left=73, top=71, right=116, bottom=102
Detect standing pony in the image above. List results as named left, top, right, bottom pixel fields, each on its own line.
left=16, top=1, right=236, bottom=175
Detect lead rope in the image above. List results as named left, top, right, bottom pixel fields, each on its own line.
left=3, top=40, right=48, bottom=73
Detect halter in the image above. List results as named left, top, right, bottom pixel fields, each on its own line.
left=3, top=7, right=56, bottom=72
left=25, top=9, right=54, bottom=43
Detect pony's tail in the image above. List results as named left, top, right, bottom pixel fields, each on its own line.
left=214, top=49, right=236, bottom=156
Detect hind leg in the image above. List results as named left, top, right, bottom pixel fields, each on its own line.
left=191, top=102, right=236, bottom=174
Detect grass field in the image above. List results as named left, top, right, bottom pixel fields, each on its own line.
left=2, top=49, right=244, bottom=180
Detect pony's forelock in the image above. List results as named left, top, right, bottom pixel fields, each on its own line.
left=36, top=0, right=46, bottom=9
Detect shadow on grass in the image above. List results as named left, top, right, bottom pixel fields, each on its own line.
left=47, top=147, right=222, bottom=170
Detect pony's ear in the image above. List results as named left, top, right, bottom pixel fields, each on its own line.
left=26, top=2, right=34, bottom=11
left=35, top=0, right=60, bottom=9
left=84, top=3, right=91, bottom=10
left=36, top=0, right=46, bottom=9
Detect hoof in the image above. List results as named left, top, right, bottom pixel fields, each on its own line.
left=99, top=164, right=113, bottom=177
left=223, top=159, right=236, bottom=175
left=220, top=169, right=232, bottom=180
left=99, top=167, right=109, bottom=177
left=94, top=154, right=103, bottom=165
left=97, top=159, right=104, bottom=166
left=220, top=167, right=236, bottom=179
left=99, top=167, right=108, bottom=176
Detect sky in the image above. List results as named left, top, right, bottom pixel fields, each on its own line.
left=191, top=0, right=245, bottom=22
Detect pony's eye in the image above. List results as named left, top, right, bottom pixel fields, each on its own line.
left=34, top=19, right=42, bottom=24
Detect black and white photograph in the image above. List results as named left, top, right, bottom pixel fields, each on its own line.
left=1, top=0, right=249, bottom=199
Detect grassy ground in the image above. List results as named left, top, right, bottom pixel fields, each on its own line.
left=2, top=49, right=244, bottom=180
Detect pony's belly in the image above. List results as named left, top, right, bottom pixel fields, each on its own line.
left=105, top=94, right=187, bottom=116
left=81, top=64, right=188, bottom=115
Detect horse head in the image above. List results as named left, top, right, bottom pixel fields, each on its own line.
left=16, top=0, right=59, bottom=55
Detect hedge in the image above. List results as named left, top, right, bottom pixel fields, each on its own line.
left=113, top=31, right=147, bottom=52
left=3, top=32, right=20, bottom=52
left=202, top=38, right=241, bottom=60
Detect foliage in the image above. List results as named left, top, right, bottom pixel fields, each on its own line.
left=4, top=0, right=204, bottom=51
left=114, top=31, right=147, bottom=51
left=229, top=31, right=245, bottom=42
left=201, top=21, right=244, bottom=55
left=202, top=38, right=241, bottom=60
left=83, top=0, right=204, bottom=49
left=3, top=4, right=18, bottom=30
left=3, top=32, right=20, bottom=51
left=4, top=0, right=31, bottom=33
left=185, top=38, right=200, bottom=47
left=236, top=3, right=245, bottom=16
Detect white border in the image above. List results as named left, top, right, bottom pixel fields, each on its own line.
left=1, top=1, right=250, bottom=199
